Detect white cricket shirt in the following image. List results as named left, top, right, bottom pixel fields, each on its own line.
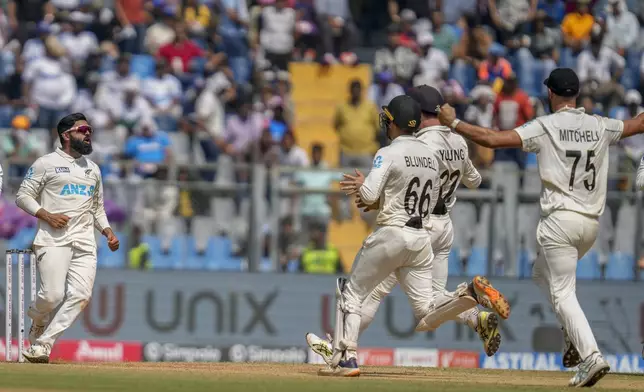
left=515, top=107, right=624, bottom=218
left=16, top=148, right=110, bottom=251
left=360, top=135, right=441, bottom=229
left=415, top=125, right=482, bottom=214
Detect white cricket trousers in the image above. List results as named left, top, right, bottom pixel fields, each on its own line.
left=359, top=215, right=477, bottom=333
left=28, top=245, right=97, bottom=350
left=341, top=225, right=434, bottom=359
left=532, top=210, right=600, bottom=361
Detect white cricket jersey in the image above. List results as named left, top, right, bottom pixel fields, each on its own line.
left=16, top=148, right=110, bottom=251
left=415, top=125, right=482, bottom=214
left=359, top=135, right=441, bottom=229
left=515, top=107, right=624, bottom=218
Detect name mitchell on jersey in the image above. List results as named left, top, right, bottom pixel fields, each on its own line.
left=559, top=129, right=600, bottom=143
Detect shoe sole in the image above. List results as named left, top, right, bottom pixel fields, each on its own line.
left=482, top=313, right=501, bottom=357
left=22, top=354, right=49, bottom=364
left=563, top=345, right=582, bottom=368
left=305, top=333, right=333, bottom=366
left=473, top=276, right=511, bottom=320
left=578, top=364, right=610, bottom=387
left=317, top=367, right=360, bottom=377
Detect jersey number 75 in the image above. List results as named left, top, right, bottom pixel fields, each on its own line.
left=566, top=150, right=597, bottom=192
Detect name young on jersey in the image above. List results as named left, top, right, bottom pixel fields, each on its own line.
left=438, top=149, right=466, bottom=162
left=405, top=156, right=437, bottom=170
left=559, top=129, right=599, bottom=143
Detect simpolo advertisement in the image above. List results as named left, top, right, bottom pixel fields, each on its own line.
left=143, top=342, right=308, bottom=363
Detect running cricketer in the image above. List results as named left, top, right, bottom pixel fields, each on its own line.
left=15, top=113, right=119, bottom=363
left=316, top=95, right=509, bottom=377
left=307, top=86, right=506, bottom=365
left=436, top=67, right=644, bottom=387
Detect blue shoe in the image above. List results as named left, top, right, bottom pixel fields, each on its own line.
left=318, top=357, right=360, bottom=377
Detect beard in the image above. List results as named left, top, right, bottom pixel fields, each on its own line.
left=70, top=137, right=93, bottom=155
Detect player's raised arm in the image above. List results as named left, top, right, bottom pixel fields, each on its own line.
left=619, top=112, right=644, bottom=139
left=437, top=103, right=523, bottom=149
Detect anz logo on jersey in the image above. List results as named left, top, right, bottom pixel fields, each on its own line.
left=59, top=184, right=95, bottom=197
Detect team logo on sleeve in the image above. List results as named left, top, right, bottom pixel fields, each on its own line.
left=55, top=167, right=70, bottom=173
left=85, top=169, right=92, bottom=177
left=25, top=167, right=34, bottom=179
left=373, top=156, right=383, bottom=169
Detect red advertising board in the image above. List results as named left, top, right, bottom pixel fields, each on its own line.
left=50, top=340, right=142, bottom=362
left=438, top=350, right=480, bottom=368
left=357, top=348, right=395, bottom=366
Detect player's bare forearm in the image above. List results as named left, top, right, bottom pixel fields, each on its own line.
left=620, top=114, right=644, bottom=139
left=454, top=121, right=522, bottom=149
left=102, top=227, right=114, bottom=237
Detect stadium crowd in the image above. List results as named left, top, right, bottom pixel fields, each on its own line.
left=0, top=0, right=643, bottom=276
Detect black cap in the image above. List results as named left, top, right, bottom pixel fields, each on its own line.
left=408, top=85, right=445, bottom=115
left=382, top=95, right=421, bottom=132
left=544, top=68, right=580, bottom=97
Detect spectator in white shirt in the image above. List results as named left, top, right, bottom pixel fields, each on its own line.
left=412, top=31, right=450, bottom=89
left=314, top=0, right=358, bottom=64
left=604, top=0, right=640, bottom=57
left=23, top=35, right=77, bottom=147
left=141, top=59, right=183, bottom=131
left=22, top=22, right=52, bottom=65
left=616, top=89, right=644, bottom=163
left=258, top=0, right=296, bottom=71
left=58, top=11, right=98, bottom=63
left=373, top=24, right=418, bottom=84
left=577, top=32, right=625, bottom=109
left=464, top=84, right=495, bottom=129
left=106, top=79, right=154, bottom=145
left=144, top=8, right=178, bottom=55
left=96, top=55, right=140, bottom=111
left=368, top=70, right=405, bottom=108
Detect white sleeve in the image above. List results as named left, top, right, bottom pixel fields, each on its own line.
left=637, top=156, right=644, bottom=190
left=514, top=119, right=547, bottom=153
left=92, top=170, right=110, bottom=232
left=0, top=162, right=4, bottom=196
left=461, top=142, right=482, bottom=189
left=640, top=52, right=644, bottom=75
left=359, top=148, right=394, bottom=205
left=596, top=115, right=624, bottom=145
left=16, top=157, right=47, bottom=216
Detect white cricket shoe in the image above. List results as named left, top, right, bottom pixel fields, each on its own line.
left=22, top=344, right=50, bottom=364
left=305, top=332, right=333, bottom=365
left=28, top=323, right=46, bottom=345
left=568, top=352, right=610, bottom=387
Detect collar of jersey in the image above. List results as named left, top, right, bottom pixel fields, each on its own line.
left=392, top=134, right=416, bottom=143
left=414, top=125, right=450, bottom=137
left=56, top=148, right=78, bottom=163
left=555, top=106, right=585, bottom=114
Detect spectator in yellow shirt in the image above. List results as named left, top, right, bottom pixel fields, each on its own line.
left=333, top=79, right=380, bottom=170
left=561, top=0, right=594, bottom=52
left=183, top=0, right=212, bottom=35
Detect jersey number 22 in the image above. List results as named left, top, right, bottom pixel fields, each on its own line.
left=566, top=150, right=596, bottom=191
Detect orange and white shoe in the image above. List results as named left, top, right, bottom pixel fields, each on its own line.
left=471, top=276, right=511, bottom=320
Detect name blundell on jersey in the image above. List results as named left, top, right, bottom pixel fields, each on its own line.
left=404, top=155, right=438, bottom=170
left=559, top=129, right=600, bottom=143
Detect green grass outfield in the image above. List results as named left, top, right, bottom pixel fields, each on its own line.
left=0, top=362, right=643, bottom=392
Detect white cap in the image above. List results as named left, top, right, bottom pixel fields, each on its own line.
left=470, top=84, right=495, bottom=101
left=417, top=32, right=434, bottom=46
left=625, top=89, right=642, bottom=105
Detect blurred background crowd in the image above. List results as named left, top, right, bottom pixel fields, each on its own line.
left=0, top=0, right=643, bottom=279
